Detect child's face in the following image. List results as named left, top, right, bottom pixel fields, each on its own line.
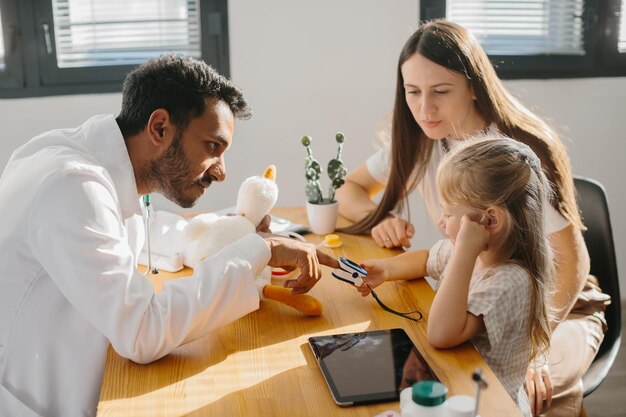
left=438, top=200, right=483, bottom=244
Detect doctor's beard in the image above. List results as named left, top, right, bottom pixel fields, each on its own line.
left=142, top=131, right=204, bottom=208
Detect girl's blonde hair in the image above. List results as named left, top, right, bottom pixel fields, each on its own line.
left=437, top=136, right=554, bottom=361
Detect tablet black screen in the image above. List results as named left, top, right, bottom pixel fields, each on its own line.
left=308, top=328, right=438, bottom=406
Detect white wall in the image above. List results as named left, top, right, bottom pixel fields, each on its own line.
left=1, top=0, right=625, bottom=299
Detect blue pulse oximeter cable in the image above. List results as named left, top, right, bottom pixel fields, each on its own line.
left=332, top=257, right=423, bottom=322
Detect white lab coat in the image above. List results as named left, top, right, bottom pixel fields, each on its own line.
left=0, top=115, right=269, bottom=417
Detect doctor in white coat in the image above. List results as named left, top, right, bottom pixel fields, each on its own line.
left=0, top=54, right=338, bottom=417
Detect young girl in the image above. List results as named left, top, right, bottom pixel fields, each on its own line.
left=337, top=19, right=606, bottom=417
left=358, top=137, right=554, bottom=417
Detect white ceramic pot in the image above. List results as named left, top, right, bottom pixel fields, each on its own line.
left=306, top=200, right=339, bottom=235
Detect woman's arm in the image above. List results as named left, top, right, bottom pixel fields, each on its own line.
left=335, top=164, right=384, bottom=222
left=525, top=223, right=588, bottom=415
left=548, top=223, right=589, bottom=327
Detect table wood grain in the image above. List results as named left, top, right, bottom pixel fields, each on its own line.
left=97, top=207, right=523, bottom=417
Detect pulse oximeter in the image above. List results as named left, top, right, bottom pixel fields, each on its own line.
left=331, top=257, right=367, bottom=287
left=331, top=257, right=423, bottom=322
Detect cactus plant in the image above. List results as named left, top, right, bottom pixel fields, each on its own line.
left=301, top=132, right=347, bottom=204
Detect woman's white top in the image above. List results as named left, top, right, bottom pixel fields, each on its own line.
left=365, top=135, right=569, bottom=235
left=0, top=115, right=270, bottom=417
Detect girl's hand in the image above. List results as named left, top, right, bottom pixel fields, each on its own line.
left=455, top=215, right=489, bottom=257
left=372, top=216, right=415, bottom=248
left=525, top=363, right=553, bottom=415
left=357, top=259, right=389, bottom=296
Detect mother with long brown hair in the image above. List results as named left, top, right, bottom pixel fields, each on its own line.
left=336, top=19, right=608, bottom=417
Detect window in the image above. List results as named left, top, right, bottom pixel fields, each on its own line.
left=421, top=0, right=626, bottom=79
left=0, top=0, right=229, bottom=98
left=621, top=5, right=626, bottom=52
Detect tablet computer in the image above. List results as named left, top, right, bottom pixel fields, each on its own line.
left=308, top=328, right=438, bottom=406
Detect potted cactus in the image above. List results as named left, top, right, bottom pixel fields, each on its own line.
left=301, top=132, right=347, bottom=234
left=302, top=132, right=347, bottom=204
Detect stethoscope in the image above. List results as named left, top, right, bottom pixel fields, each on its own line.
left=142, top=194, right=158, bottom=275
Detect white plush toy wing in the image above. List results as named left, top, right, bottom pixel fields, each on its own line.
left=184, top=213, right=255, bottom=268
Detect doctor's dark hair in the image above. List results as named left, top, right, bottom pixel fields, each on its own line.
left=116, top=54, right=251, bottom=137
left=437, top=136, right=554, bottom=361
left=342, top=19, right=582, bottom=235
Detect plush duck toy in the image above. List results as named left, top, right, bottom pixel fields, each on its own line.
left=184, top=166, right=323, bottom=316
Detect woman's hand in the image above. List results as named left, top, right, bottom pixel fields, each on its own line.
left=525, top=363, right=553, bottom=415
left=358, top=259, right=389, bottom=296
left=371, top=216, right=415, bottom=248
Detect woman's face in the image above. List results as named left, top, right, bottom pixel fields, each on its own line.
left=401, top=53, right=486, bottom=140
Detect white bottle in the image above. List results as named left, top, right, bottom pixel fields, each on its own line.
left=400, top=381, right=448, bottom=417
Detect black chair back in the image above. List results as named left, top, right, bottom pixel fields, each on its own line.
left=574, top=176, right=622, bottom=395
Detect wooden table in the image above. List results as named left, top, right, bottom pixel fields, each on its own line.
left=97, top=207, right=523, bottom=417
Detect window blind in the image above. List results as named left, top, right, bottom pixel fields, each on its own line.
left=617, top=0, right=626, bottom=53
left=446, top=0, right=586, bottom=56
left=51, top=0, right=201, bottom=68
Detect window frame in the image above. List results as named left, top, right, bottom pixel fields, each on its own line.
left=0, top=0, right=229, bottom=98
left=420, top=0, right=626, bottom=79
left=0, top=0, right=24, bottom=90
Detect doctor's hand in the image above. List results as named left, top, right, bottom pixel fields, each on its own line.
left=260, top=233, right=339, bottom=294
left=255, top=214, right=272, bottom=233
left=371, top=216, right=414, bottom=249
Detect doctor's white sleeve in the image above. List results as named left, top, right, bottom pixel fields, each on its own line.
left=28, top=170, right=268, bottom=364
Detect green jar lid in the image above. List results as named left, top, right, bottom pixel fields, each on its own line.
left=411, top=381, right=448, bottom=406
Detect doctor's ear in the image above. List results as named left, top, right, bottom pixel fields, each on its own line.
left=146, top=108, right=172, bottom=147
